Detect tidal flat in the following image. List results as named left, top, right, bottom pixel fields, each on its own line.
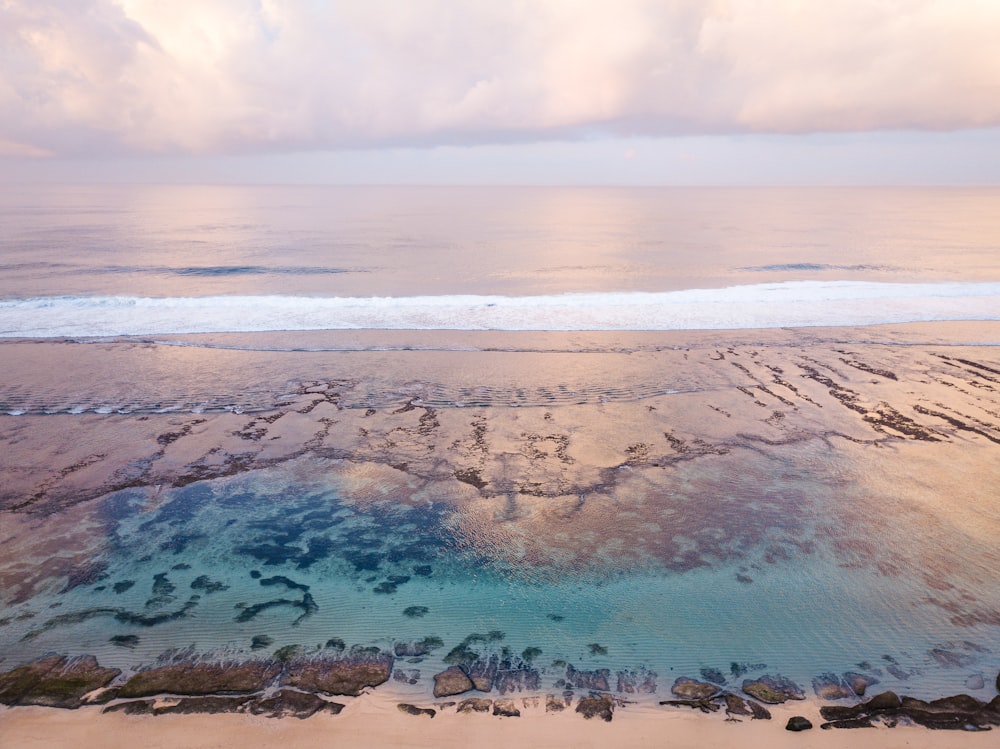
left=1, top=324, right=999, bottom=736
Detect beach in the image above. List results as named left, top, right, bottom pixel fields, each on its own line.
left=2, top=185, right=1000, bottom=745
left=2, top=323, right=999, bottom=745
left=4, top=694, right=1000, bottom=749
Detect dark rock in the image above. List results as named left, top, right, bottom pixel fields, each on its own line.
left=432, top=666, right=475, bottom=698
left=588, top=643, right=608, bottom=656
left=742, top=674, right=805, bottom=704
left=103, top=699, right=155, bottom=715
left=402, top=606, right=429, bottom=618
left=785, top=716, right=813, bottom=731
left=812, top=672, right=854, bottom=700
left=397, top=703, right=435, bottom=718
left=248, top=689, right=344, bottom=718
left=282, top=654, right=393, bottom=697
left=0, top=655, right=122, bottom=709
left=723, top=693, right=751, bottom=716
left=110, top=635, right=140, bottom=649
left=119, top=660, right=281, bottom=698
left=456, top=697, right=492, bottom=713
left=565, top=664, right=610, bottom=691
left=820, top=704, right=866, bottom=722
left=671, top=676, right=719, bottom=700
left=865, top=690, right=902, bottom=711
left=821, top=717, right=874, bottom=729
left=747, top=700, right=772, bottom=720
left=576, top=693, right=614, bottom=722
left=545, top=695, right=566, bottom=712
left=659, top=698, right=720, bottom=714
left=153, top=695, right=253, bottom=714
left=821, top=690, right=1000, bottom=731
left=492, top=698, right=520, bottom=717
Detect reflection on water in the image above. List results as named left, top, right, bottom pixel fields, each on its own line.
left=1, top=329, right=999, bottom=700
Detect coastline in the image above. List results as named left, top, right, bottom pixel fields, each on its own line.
left=2, top=322, right=1000, bottom=745
left=3, top=693, right=1000, bottom=749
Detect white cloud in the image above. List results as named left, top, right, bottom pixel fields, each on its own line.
left=2, top=0, right=999, bottom=157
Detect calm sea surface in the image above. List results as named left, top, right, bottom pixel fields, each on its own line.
left=1, top=185, right=999, bottom=702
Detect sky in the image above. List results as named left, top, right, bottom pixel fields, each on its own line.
left=2, top=0, right=1000, bottom=185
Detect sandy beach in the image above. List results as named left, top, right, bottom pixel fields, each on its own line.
left=4, top=693, right=1000, bottom=749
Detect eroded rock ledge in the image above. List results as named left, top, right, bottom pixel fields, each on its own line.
left=1, top=654, right=998, bottom=731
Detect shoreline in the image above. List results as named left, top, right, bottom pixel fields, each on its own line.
left=3, top=692, right=1000, bottom=749
left=3, top=322, right=1000, bottom=744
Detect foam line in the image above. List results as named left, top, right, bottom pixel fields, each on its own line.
left=1, top=281, right=998, bottom=337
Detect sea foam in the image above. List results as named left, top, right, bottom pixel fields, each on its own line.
left=1, top=281, right=998, bottom=337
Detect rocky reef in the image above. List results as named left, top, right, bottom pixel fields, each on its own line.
left=0, top=655, right=120, bottom=709
left=1, top=651, right=998, bottom=734
left=820, top=690, right=1000, bottom=731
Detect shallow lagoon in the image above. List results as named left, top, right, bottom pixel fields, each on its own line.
left=2, top=327, right=999, bottom=703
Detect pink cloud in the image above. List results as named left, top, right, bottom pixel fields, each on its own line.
left=2, top=0, right=999, bottom=158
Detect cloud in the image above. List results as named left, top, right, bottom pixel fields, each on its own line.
left=2, top=0, right=999, bottom=157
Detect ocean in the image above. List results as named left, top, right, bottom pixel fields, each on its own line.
left=1, top=184, right=999, bottom=705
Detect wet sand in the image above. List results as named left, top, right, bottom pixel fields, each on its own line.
left=3, top=695, right=1000, bottom=749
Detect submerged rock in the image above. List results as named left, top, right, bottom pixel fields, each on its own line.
left=565, top=664, right=610, bottom=691
left=966, top=674, right=985, bottom=691
left=616, top=667, right=657, bottom=694
left=812, top=673, right=854, bottom=700
left=700, top=667, right=727, bottom=685
left=843, top=671, right=878, bottom=696
left=0, top=655, right=121, bottom=709
left=494, top=658, right=541, bottom=695
left=671, top=676, right=720, bottom=700
left=742, top=675, right=805, bottom=704
left=432, top=666, right=475, bottom=698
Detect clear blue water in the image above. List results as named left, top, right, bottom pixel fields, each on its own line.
left=1, top=185, right=999, bottom=701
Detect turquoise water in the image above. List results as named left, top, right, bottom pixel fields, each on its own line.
left=3, top=445, right=996, bottom=699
